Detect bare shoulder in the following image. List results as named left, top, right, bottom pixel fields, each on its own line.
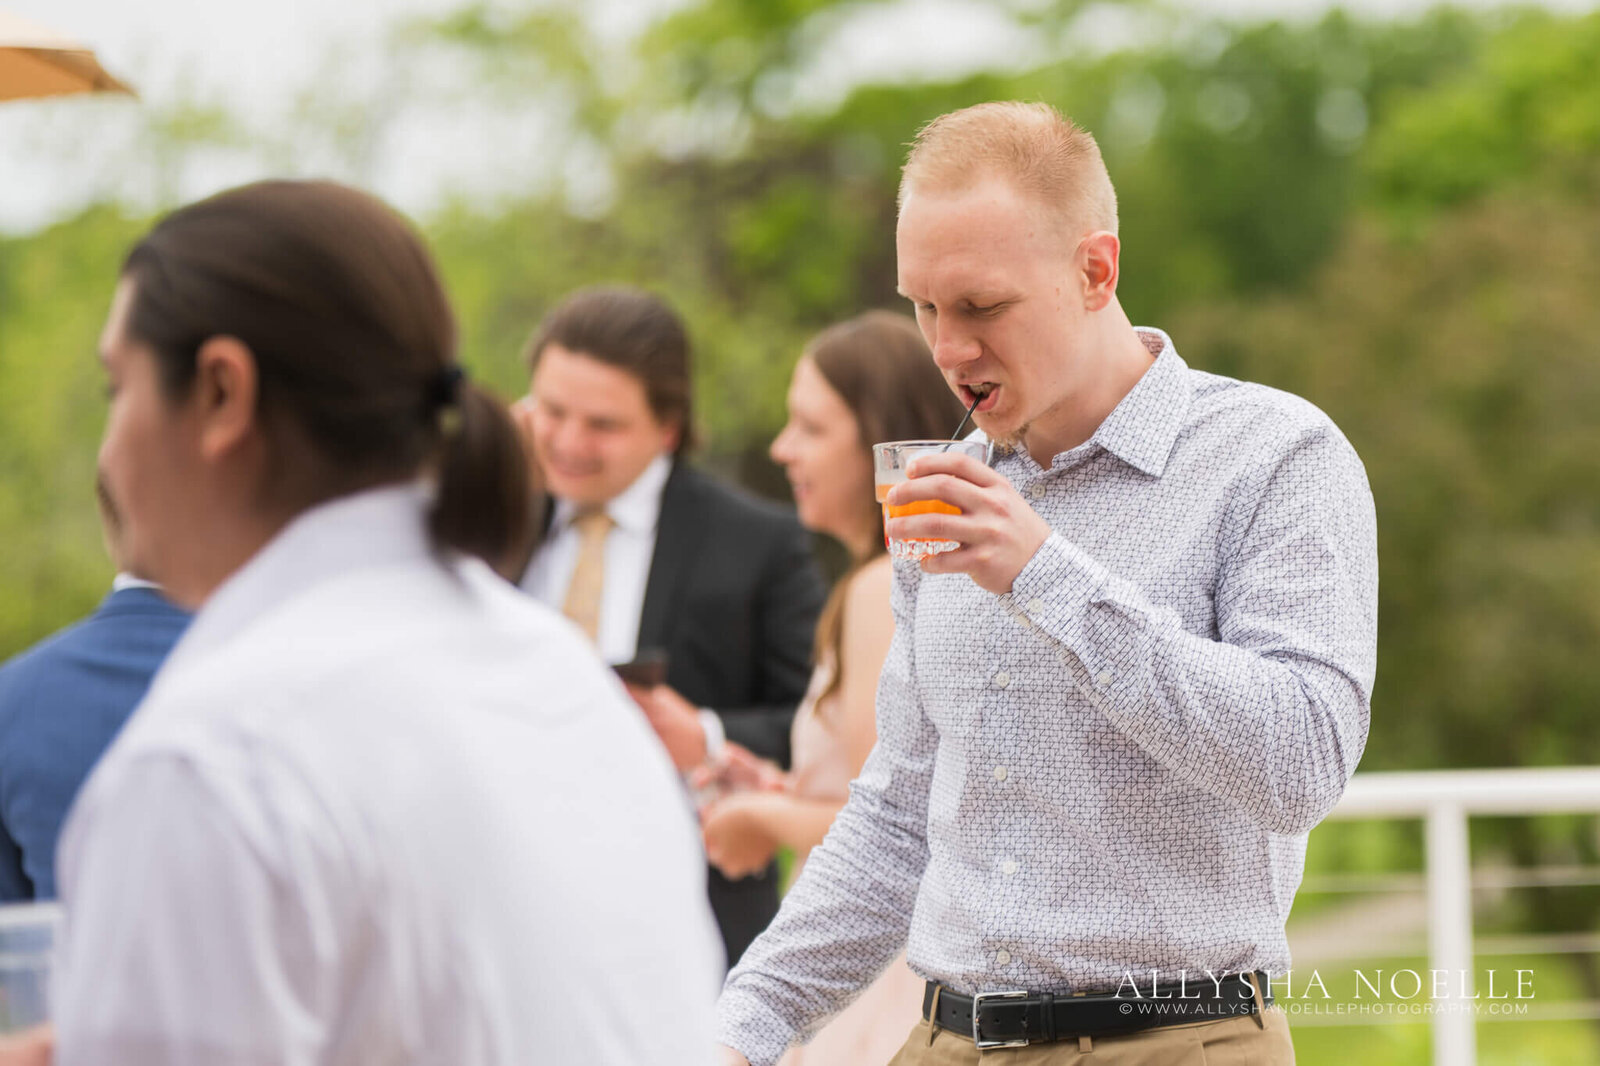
left=845, top=555, right=894, bottom=616
left=841, top=556, right=895, bottom=651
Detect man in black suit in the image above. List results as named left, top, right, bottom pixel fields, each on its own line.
left=513, top=287, right=825, bottom=967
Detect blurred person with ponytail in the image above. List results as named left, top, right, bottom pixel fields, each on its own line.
left=1, top=181, right=718, bottom=1066
left=697, top=311, right=965, bottom=1065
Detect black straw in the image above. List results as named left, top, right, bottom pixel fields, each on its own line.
left=944, top=392, right=982, bottom=449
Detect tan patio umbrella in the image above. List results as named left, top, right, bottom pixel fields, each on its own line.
left=0, top=9, right=134, bottom=102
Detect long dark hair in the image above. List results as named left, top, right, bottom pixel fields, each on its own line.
left=120, top=180, right=531, bottom=573
left=804, top=310, right=965, bottom=707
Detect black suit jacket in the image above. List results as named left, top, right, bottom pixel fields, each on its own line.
left=539, top=460, right=825, bottom=967
left=638, top=462, right=824, bottom=968
left=639, top=462, right=823, bottom=769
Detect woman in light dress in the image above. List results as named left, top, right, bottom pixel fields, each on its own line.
left=698, top=310, right=966, bottom=1064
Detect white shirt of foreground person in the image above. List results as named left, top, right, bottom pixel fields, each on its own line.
left=51, top=484, right=721, bottom=1066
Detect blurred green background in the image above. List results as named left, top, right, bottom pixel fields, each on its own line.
left=2, top=2, right=1598, bottom=1061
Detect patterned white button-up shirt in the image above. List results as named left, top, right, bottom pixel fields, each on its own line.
left=718, top=329, right=1379, bottom=1065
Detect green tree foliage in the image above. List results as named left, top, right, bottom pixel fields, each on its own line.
left=1368, top=8, right=1600, bottom=218
left=0, top=208, right=147, bottom=655
left=412, top=2, right=1497, bottom=459
left=3, top=4, right=1598, bottom=783
left=1172, top=166, right=1600, bottom=1023
left=1173, top=173, right=1600, bottom=771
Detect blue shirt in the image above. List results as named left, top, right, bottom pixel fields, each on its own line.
left=0, top=585, right=190, bottom=899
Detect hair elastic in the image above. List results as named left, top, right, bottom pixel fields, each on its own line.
left=429, top=364, right=467, bottom=410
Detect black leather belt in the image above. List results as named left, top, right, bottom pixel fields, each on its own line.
left=923, top=971, right=1270, bottom=1049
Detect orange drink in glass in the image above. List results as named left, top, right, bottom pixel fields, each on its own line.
left=872, top=439, right=987, bottom=560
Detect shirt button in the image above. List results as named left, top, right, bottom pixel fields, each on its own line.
left=1001, top=859, right=1019, bottom=876
left=996, top=949, right=1012, bottom=966
left=993, top=671, right=1011, bottom=689
left=992, top=766, right=1009, bottom=783
left=1027, top=598, right=1045, bottom=615
left=1096, top=670, right=1113, bottom=688
left=1028, top=483, right=1047, bottom=500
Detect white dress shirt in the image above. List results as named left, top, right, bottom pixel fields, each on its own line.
left=55, top=484, right=721, bottom=1066
left=718, top=330, right=1379, bottom=1064
left=521, top=453, right=672, bottom=665
left=519, top=455, right=727, bottom=756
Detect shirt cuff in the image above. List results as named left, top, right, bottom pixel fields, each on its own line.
left=997, top=531, right=1106, bottom=635
left=999, top=532, right=1145, bottom=718
left=716, top=988, right=794, bottom=1066
left=698, top=708, right=726, bottom=762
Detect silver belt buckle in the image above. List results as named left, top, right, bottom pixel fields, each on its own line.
left=972, top=989, right=1031, bottom=1049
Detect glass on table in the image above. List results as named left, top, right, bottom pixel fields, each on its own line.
left=872, top=439, right=988, bottom=561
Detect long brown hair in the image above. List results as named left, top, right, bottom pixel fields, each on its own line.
left=804, top=310, right=966, bottom=706
left=121, top=180, right=530, bottom=572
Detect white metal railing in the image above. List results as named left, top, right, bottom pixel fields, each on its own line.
left=1318, top=768, right=1600, bottom=1066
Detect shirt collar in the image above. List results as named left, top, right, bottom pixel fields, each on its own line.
left=111, top=573, right=161, bottom=593
left=1085, top=327, right=1191, bottom=478
left=549, top=453, right=672, bottom=537
left=165, top=482, right=434, bottom=672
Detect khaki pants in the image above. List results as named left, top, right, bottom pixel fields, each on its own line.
left=886, top=1007, right=1295, bottom=1066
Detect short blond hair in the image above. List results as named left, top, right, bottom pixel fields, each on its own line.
left=899, top=101, right=1118, bottom=237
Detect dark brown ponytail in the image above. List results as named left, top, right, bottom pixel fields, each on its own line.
left=430, top=382, right=539, bottom=577
left=121, top=179, right=531, bottom=570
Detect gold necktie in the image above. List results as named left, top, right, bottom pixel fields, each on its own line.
left=561, top=509, right=615, bottom=643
